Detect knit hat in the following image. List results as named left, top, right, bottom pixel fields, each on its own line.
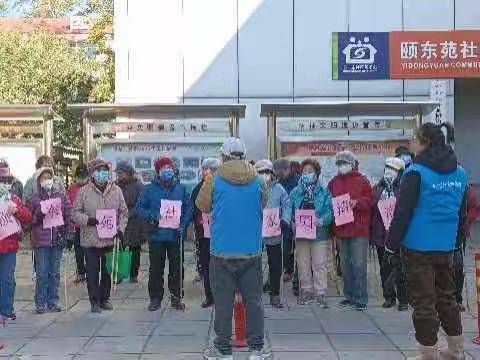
left=335, top=151, right=357, bottom=166
left=154, top=156, right=174, bottom=173
left=201, top=158, right=221, bottom=171
left=385, top=157, right=405, bottom=171
left=87, top=158, right=110, bottom=176
left=255, top=159, right=273, bottom=173
left=34, top=167, right=54, bottom=183
left=0, top=159, right=10, bottom=177
left=115, top=161, right=135, bottom=175
left=74, top=164, right=88, bottom=178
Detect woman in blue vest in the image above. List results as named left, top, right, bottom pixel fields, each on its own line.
left=387, top=123, right=468, bottom=360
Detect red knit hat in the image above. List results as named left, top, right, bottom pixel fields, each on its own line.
left=154, top=156, right=174, bottom=173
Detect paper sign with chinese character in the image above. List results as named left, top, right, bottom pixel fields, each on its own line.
left=0, top=204, right=21, bottom=241
left=332, top=194, right=355, bottom=226
left=295, top=209, right=316, bottom=240
left=262, top=208, right=281, bottom=237
left=40, top=198, right=64, bottom=229
left=202, top=213, right=212, bottom=239
left=378, top=197, right=397, bottom=231
left=158, top=200, right=182, bottom=229
left=390, top=30, right=480, bottom=79
left=96, top=209, right=117, bottom=239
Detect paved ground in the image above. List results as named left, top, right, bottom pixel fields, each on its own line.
left=2, top=224, right=480, bottom=359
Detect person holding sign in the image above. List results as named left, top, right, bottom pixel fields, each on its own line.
left=72, top=158, right=128, bottom=314
left=370, top=157, right=408, bottom=311
left=255, top=159, right=291, bottom=309
left=328, top=151, right=373, bottom=312
left=387, top=124, right=468, bottom=360
left=290, top=159, right=333, bottom=307
left=28, top=167, right=73, bottom=314
left=196, top=138, right=269, bottom=360
left=191, top=158, right=221, bottom=309
left=0, top=172, right=32, bottom=321
left=135, top=156, right=192, bottom=312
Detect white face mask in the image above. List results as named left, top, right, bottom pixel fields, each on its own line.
left=40, top=179, right=54, bottom=191
left=384, top=168, right=398, bottom=183
left=338, top=164, right=353, bottom=175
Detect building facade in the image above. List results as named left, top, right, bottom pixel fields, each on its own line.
left=114, top=0, right=480, bottom=184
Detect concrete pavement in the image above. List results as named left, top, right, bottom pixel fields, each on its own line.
left=2, top=226, right=480, bottom=359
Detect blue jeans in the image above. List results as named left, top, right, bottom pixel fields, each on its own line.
left=0, top=252, right=17, bottom=316
left=338, top=237, right=368, bottom=305
left=34, top=247, right=63, bottom=309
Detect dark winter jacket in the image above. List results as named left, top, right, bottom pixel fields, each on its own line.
left=118, top=178, right=146, bottom=247
left=387, top=145, right=468, bottom=252
left=369, top=178, right=401, bottom=248
left=135, top=177, right=192, bottom=242
left=279, top=174, right=299, bottom=195
left=28, top=190, right=72, bottom=248
left=328, top=171, right=374, bottom=239
left=191, top=180, right=206, bottom=240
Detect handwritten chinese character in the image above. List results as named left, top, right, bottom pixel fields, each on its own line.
left=201, top=123, right=208, bottom=131
left=460, top=41, right=478, bottom=59
left=440, top=41, right=458, bottom=59
left=401, top=42, right=419, bottom=59
left=421, top=41, right=437, bottom=60
left=146, top=123, right=153, bottom=131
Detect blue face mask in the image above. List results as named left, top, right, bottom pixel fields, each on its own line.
left=301, top=173, right=316, bottom=184
left=159, top=168, right=175, bottom=181
left=94, top=170, right=109, bottom=184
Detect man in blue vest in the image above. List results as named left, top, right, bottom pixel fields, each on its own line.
left=196, top=138, right=269, bottom=360
left=387, top=123, right=468, bottom=360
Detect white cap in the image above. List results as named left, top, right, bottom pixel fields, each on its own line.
left=220, top=137, right=247, bottom=159
left=385, top=157, right=405, bottom=171
left=201, top=158, right=221, bottom=171
left=255, top=159, right=273, bottom=173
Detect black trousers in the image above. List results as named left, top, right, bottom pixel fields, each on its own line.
left=281, top=222, right=294, bottom=274
left=74, top=230, right=86, bottom=276
left=403, top=249, right=462, bottom=346
left=84, top=247, right=112, bottom=305
left=266, top=244, right=282, bottom=296
left=199, top=237, right=213, bottom=301
left=148, top=241, right=183, bottom=301
left=130, top=246, right=141, bottom=279
left=377, top=247, right=408, bottom=305
left=453, top=249, right=464, bottom=304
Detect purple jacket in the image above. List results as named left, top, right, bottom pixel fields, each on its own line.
left=28, top=190, right=72, bottom=248
left=369, top=178, right=400, bottom=247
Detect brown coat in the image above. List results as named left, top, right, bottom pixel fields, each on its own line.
left=73, top=182, right=128, bottom=248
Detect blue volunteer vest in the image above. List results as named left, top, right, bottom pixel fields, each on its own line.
left=403, top=164, right=467, bottom=252
left=210, top=176, right=263, bottom=257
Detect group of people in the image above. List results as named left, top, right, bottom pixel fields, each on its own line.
left=0, top=121, right=478, bottom=360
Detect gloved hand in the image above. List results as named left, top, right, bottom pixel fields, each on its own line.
left=36, top=210, right=45, bottom=222
left=64, top=232, right=76, bottom=250
left=116, top=230, right=124, bottom=242
left=87, top=217, right=99, bottom=226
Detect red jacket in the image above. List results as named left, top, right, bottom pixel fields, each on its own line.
left=466, top=185, right=479, bottom=238
left=328, top=171, right=373, bottom=238
left=67, top=182, right=86, bottom=229
left=0, top=195, right=32, bottom=253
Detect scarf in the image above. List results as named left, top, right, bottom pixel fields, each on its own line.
left=301, top=177, right=316, bottom=205
left=380, top=178, right=395, bottom=201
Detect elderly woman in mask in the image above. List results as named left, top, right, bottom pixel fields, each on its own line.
left=370, top=157, right=408, bottom=312
left=73, top=159, right=128, bottom=313
left=28, top=167, right=72, bottom=314
left=0, top=166, right=32, bottom=321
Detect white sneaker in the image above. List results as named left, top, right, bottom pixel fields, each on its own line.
left=248, top=349, right=272, bottom=360
left=204, top=346, right=233, bottom=360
